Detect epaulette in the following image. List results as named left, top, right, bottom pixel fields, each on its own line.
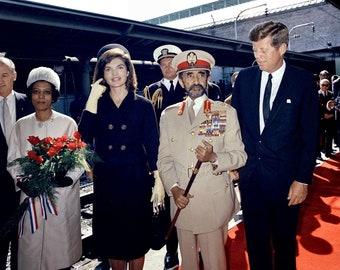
left=143, top=86, right=163, bottom=109
left=143, top=86, right=151, bottom=100
left=152, top=88, right=163, bottom=109
left=162, top=102, right=182, bottom=113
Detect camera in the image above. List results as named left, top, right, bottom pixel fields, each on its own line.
left=327, top=96, right=340, bottom=111
left=334, top=96, right=340, bottom=110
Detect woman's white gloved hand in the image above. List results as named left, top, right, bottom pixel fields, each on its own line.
left=85, top=78, right=106, bottom=114
left=150, top=170, right=165, bottom=213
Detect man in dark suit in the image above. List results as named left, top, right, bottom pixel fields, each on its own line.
left=231, top=21, right=319, bottom=270
left=0, top=56, right=34, bottom=270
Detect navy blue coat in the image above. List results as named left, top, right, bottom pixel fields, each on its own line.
left=78, top=91, right=159, bottom=260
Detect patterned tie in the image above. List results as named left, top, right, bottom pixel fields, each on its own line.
left=188, top=101, right=195, bottom=124
left=169, top=80, right=174, bottom=92
left=263, top=74, right=272, bottom=123
left=3, top=97, right=12, bottom=140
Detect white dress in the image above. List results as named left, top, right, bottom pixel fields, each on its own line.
left=7, top=110, right=83, bottom=270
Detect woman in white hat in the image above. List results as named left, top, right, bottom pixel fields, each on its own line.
left=7, top=66, right=83, bottom=270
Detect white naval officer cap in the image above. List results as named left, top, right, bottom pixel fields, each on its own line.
left=153, top=44, right=182, bottom=63
left=172, top=50, right=215, bottom=74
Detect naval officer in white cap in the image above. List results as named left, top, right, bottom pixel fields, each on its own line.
left=157, top=49, right=247, bottom=270
left=144, top=44, right=186, bottom=123
left=144, top=44, right=185, bottom=270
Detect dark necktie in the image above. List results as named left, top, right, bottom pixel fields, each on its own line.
left=263, top=74, right=272, bottom=123
left=169, top=80, right=174, bottom=92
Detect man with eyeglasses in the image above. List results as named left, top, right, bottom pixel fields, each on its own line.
left=318, top=78, right=336, bottom=158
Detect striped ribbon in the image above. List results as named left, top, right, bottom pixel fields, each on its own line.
left=18, top=194, right=58, bottom=238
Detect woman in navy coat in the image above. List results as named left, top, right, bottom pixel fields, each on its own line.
left=79, top=46, right=163, bottom=270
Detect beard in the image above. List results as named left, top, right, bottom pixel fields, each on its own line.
left=187, top=84, right=206, bottom=98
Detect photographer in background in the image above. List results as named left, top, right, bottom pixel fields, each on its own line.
left=318, top=78, right=336, bottom=158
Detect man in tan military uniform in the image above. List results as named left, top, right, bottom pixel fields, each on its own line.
left=157, top=49, right=247, bottom=270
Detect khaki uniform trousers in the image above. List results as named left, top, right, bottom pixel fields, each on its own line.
left=177, top=225, right=228, bottom=270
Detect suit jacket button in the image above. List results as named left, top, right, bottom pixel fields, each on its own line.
left=108, top=124, right=114, bottom=130
left=120, top=145, right=126, bottom=151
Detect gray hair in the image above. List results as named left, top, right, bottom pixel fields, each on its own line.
left=0, top=57, right=16, bottom=73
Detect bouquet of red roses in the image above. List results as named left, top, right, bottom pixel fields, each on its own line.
left=9, top=131, right=94, bottom=201
left=0, top=131, right=97, bottom=238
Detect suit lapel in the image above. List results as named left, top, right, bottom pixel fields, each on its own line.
left=15, top=93, right=26, bottom=120
left=249, top=70, right=262, bottom=135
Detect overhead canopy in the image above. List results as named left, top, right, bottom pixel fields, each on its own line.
left=0, top=0, right=323, bottom=69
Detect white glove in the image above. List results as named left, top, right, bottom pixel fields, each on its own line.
left=150, top=170, right=165, bottom=213
left=85, top=78, right=106, bottom=114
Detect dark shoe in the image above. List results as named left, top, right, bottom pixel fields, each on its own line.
left=164, top=251, right=179, bottom=270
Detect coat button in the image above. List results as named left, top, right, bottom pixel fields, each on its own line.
left=121, top=124, right=127, bottom=130
left=120, top=145, right=126, bottom=151
left=108, top=145, right=113, bottom=150
left=189, top=147, right=194, bottom=152
left=108, top=124, right=114, bottom=130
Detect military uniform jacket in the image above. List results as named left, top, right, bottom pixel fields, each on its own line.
left=157, top=96, right=247, bottom=234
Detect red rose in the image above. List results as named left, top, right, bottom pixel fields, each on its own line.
left=73, top=131, right=82, bottom=140
left=77, top=141, right=87, bottom=148
left=47, top=147, right=60, bottom=157
left=42, top=137, right=53, bottom=145
left=27, top=150, right=38, bottom=160
left=35, top=155, right=44, bottom=164
left=67, top=142, right=77, bottom=150
left=27, top=136, right=40, bottom=145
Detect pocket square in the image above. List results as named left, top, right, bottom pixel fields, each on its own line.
left=286, top=99, right=291, bottom=103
